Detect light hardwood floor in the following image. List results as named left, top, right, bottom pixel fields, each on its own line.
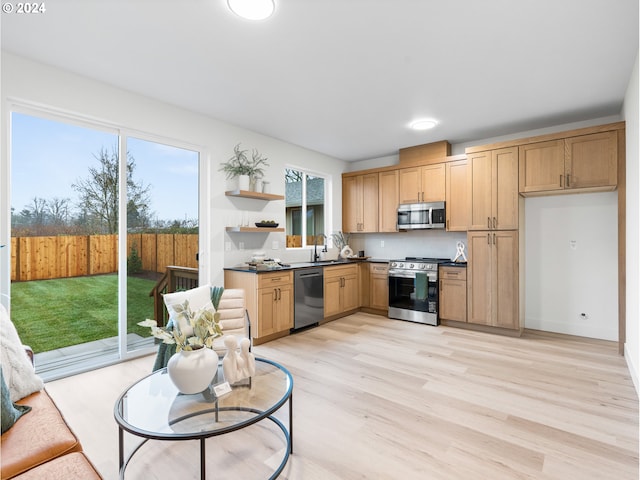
left=46, top=313, right=639, bottom=479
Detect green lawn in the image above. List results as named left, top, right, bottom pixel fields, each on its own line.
left=10, top=274, right=156, bottom=353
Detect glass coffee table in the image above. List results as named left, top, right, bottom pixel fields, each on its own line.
left=114, top=357, right=293, bottom=480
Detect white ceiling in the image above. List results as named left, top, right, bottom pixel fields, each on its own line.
left=2, top=0, right=638, bottom=161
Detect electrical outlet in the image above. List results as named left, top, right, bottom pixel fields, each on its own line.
left=381, top=240, right=385, bottom=248
left=272, top=241, right=279, bottom=250
left=570, top=240, right=577, bottom=250
left=239, top=242, right=245, bottom=250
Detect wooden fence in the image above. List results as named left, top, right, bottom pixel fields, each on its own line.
left=10, top=233, right=198, bottom=282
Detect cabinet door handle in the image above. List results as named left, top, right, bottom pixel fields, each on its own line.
left=493, top=233, right=496, bottom=245
left=566, top=174, right=570, bottom=187
left=487, top=233, right=491, bottom=245
left=493, top=217, right=497, bottom=229
left=487, top=217, right=491, bottom=229
left=560, top=174, right=563, bottom=188
left=278, top=288, right=282, bottom=300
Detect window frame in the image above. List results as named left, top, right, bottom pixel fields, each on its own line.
left=284, top=166, right=330, bottom=250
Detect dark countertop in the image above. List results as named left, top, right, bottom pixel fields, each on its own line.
left=224, top=257, right=389, bottom=273
left=439, top=261, right=467, bottom=268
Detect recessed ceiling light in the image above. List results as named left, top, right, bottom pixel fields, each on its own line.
left=410, top=119, right=438, bottom=131
left=227, top=0, right=275, bottom=20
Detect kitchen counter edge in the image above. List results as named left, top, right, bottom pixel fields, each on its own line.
left=224, top=258, right=390, bottom=274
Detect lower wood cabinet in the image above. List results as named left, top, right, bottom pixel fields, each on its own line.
left=467, top=230, right=519, bottom=330
left=369, top=263, right=389, bottom=312
left=439, top=266, right=467, bottom=322
left=324, top=264, right=359, bottom=317
left=224, top=270, right=293, bottom=340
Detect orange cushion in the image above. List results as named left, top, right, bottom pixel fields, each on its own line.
left=0, top=390, right=81, bottom=479
left=11, top=452, right=101, bottom=480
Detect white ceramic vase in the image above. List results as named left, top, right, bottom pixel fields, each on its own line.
left=167, top=347, right=218, bottom=394
left=237, top=174, right=250, bottom=191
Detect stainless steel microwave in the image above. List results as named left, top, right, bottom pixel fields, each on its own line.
left=397, top=202, right=446, bottom=230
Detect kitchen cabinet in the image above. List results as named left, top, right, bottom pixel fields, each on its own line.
left=519, top=140, right=565, bottom=193
left=467, top=230, right=519, bottom=330
left=324, top=264, right=359, bottom=317
left=565, top=131, right=618, bottom=189
left=343, top=173, right=378, bottom=233
left=439, top=266, right=467, bottom=322
left=398, top=164, right=445, bottom=204
left=445, top=159, right=469, bottom=231
left=399, top=140, right=451, bottom=164
left=519, top=131, right=618, bottom=195
left=468, top=147, right=518, bottom=231
left=257, top=273, right=293, bottom=337
left=369, top=263, right=389, bottom=312
left=223, top=270, right=293, bottom=341
left=378, top=170, right=399, bottom=232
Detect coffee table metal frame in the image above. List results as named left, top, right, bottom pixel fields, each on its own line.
left=114, top=357, right=293, bottom=480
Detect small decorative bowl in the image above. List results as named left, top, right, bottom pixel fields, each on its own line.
left=255, top=222, right=279, bottom=228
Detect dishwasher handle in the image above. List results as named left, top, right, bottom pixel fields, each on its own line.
left=298, top=271, right=322, bottom=278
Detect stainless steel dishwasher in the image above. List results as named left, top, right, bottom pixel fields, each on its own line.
left=293, top=268, right=324, bottom=330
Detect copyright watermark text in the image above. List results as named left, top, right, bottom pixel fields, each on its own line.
left=2, top=2, right=46, bottom=14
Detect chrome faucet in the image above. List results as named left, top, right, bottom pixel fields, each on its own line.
left=313, top=234, right=327, bottom=262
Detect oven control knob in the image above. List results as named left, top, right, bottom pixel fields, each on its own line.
left=420, top=264, right=427, bottom=269
left=408, top=263, right=414, bottom=269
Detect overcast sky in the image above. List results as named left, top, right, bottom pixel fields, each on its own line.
left=10, top=112, right=199, bottom=223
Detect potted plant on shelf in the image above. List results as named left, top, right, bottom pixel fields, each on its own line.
left=219, top=144, right=270, bottom=191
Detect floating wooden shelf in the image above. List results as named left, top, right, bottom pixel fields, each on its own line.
left=225, top=190, right=284, bottom=201
left=225, top=226, right=285, bottom=233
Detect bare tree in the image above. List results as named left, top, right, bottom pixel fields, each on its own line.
left=73, top=146, right=150, bottom=234
left=47, top=197, right=71, bottom=225
left=28, top=197, right=48, bottom=226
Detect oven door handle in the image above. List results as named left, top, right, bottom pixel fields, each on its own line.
left=388, top=271, right=416, bottom=279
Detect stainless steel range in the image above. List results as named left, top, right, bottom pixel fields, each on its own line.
left=388, top=257, right=449, bottom=326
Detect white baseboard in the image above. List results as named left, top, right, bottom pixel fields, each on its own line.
left=624, top=343, right=639, bottom=396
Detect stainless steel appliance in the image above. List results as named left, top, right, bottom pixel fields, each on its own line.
left=293, top=268, right=324, bottom=330
left=388, top=257, right=449, bottom=326
left=397, top=201, right=445, bottom=230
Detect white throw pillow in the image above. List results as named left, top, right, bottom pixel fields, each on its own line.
left=163, top=284, right=214, bottom=337
left=0, top=304, right=44, bottom=402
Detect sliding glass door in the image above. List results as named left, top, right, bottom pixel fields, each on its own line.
left=9, top=110, right=200, bottom=377
left=125, top=137, right=199, bottom=354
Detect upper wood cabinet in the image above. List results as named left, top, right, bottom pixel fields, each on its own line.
left=519, top=131, right=618, bottom=195
left=378, top=170, right=399, bottom=232
left=399, top=140, right=450, bottom=165
left=468, top=147, right=519, bottom=231
left=398, top=164, right=445, bottom=204
left=565, top=131, right=618, bottom=190
left=343, top=173, right=379, bottom=233
left=445, top=159, right=469, bottom=231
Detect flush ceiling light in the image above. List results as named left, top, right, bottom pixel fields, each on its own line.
left=410, top=119, right=438, bottom=131
left=227, top=0, right=275, bottom=20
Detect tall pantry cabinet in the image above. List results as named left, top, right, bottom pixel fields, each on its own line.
left=466, top=146, right=521, bottom=331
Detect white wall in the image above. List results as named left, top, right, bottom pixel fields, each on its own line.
left=524, top=192, right=618, bottom=340
left=622, top=51, right=639, bottom=393
left=0, top=52, right=347, bottom=299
